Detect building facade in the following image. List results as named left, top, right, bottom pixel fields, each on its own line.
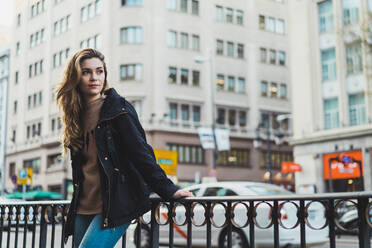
left=0, top=47, right=10, bottom=194
left=289, top=0, right=372, bottom=193
left=6, top=0, right=292, bottom=193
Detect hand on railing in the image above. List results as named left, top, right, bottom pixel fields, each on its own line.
left=172, top=189, right=194, bottom=199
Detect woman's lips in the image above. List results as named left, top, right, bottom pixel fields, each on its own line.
left=89, top=84, right=100, bottom=88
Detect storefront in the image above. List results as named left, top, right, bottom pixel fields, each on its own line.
left=323, top=150, right=364, bottom=192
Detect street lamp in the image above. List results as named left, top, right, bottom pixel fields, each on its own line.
left=195, top=49, right=218, bottom=175
left=254, top=114, right=291, bottom=184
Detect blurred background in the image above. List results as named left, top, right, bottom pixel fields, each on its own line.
left=0, top=0, right=371, bottom=200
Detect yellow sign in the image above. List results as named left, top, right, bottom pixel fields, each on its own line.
left=17, top=168, right=33, bottom=185
left=154, top=150, right=178, bottom=176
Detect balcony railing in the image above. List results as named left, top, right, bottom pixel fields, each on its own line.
left=0, top=192, right=371, bottom=248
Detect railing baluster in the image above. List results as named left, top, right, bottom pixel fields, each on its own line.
left=23, top=206, right=28, bottom=248
left=134, top=220, right=141, bottom=248
left=273, top=201, right=279, bottom=248
left=0, top=206, right=4, bottom=246
left=299, top=200, right=306, bottom=248
left=327, top=199, right=336, bottom=248
left=121, top=231, right=126, bottom=248
left=150, top=201, right=159, bottom=248
left=357, top=197, right=371, bottom=248
left=168, top=201, right=174, bottom=248
left=31, top=205, right=37, bottom=248
left=39, top=206, right=47, bottom=248
left=14, top=207, right=19, bottom=248
left=206, top=202, right=212, bottom=248
left=51, top=205, right=56, bottom=248
left=61, top=205, right=66, bottom=248
left=6, top=208, right=11, bottom=248
left=226, top=201, right=232, bottom=248
left=248, top=200, right=255, bottom=248
left=186, top=201, right=192, bottom=248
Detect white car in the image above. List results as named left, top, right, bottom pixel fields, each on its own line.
left=132, top=182, right=328, bottom=248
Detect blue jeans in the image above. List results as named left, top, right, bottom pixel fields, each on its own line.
left=73, top=214, right=130, bottom=248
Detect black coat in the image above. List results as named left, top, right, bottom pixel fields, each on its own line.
left=64, top=88, right=179, bottom=242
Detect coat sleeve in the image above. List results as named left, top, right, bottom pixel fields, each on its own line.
left=113, top=109, right=179, bottom=200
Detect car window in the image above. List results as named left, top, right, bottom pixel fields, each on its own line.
left=203, top=187, right=237, bottom=196
left=247, top=185, right=293, bottom=196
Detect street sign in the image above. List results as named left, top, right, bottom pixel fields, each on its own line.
left=17, top=168, right=33, bottom=185
left=154, top=149, right=178, bottom=176
left=281, top=162, right=302, bottom=173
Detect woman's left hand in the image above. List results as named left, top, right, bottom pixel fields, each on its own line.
left=172, top=189, right=194, bottom=199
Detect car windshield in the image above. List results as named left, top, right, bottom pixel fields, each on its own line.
left=246, top=185, right=294, bottom=196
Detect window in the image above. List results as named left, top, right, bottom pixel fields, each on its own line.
left=318, top=0, right=334, bottom=33
left=346, top=42, right=362, bottom=75
left=259, top=15, right=265, bottom=29
left=279, top=84, right=287, bottom=99
left=217, top=108, right=226, bottom=124
left=167, top=30, right=177, bottom=47
left=216, top=40, right=224, bottom=55
left=239, top=111, right=247, bottom=127
left=192, top=35, right=200, bottom=51
left=169, top=103, right=178, bottom=120
left=95, top=0, right=102, bottom=14
left=324, top=98, right=339, bottom=129
left=236, top=10, right=243, bottom=25
left=270, top=82, right=278, bottom=97
left=181, top=104, right=189, bottom=121
left=269, top=49, right=276, bottom=64
left=15, top=71, right=19, bottom=84
left=260, top=48, right=267, bottom=63
left=167, top=0, right=177, bottom=10
left=121, top=26, right=142, bottom=44
left=181, top=69, right=189, bottom=84
left=227, top=76, right=235, bottom=92
left=349, top=93, right=366, bottom=126
left=130, top=100, right=143, bottom=117
left=16, top=42, right=20, bottom=55
left=342, top=0, right=359, bottom=26
left=261, top=81, right=268, bottom=96
left=120, top=64, right=142, bottom=81
left=237, top=44, right=244, bottom=59
left=17, top=14, right=21, bottom=26
left=192, top=106, right=200, bottom=122
left=228, top=109, right=236, bottom=126
left=261, top=112, right=270, bottom=129
left=8, top=162, right=15, bottom=178
left=23, top=158, right=41, bottom=174
left=122, top=0, right=142, bottom=6
left=167, top=144, right=204, bottom=164
left=191, top=0, right=199, bottom=15
left=260, top=151, right=293, bottom=169
left=192, top=70, right=200, bottom=86
left=180, top=32, right=189, bottom=49
left=267, top=17, right=275, bottom=32
left=227, top=42, right=234, bottom=57
left=217, top=149, right=250, bottom=167
left=180, top=0, right=188, bottom=13
left=217, top=74, right=225, bottom=90
left=226, top=8, right=233, bottom=23
left=216, top=6, right=223, bottom=21
left=278, top=51, right=286, bottom=65
left=237, top=77, right=245, bottom=93
left=276, top=19, right=285, bottom=34
left=321, top=48, right=337, bottom=81
left=168, top=67, right=177, bottom=83
left=81, top=7, right=88, bottom=22
left=13, top=101, right=17, bottom=114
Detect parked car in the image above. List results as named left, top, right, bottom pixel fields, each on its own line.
left=336, top=208, right=372, bottom=235
left=131, top=182, right=329, bottom=248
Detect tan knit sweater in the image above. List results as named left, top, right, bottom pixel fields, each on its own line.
left=77, top=95, right=106, bottom=214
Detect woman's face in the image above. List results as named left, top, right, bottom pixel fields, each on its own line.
left=78, top=57, right=105, bottom=102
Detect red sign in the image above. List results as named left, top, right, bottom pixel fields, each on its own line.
left=281, top=162, right=302, bottom=173
left=323, top=150, right=363, bottom=180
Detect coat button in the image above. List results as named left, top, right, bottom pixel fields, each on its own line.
left=108, top=136, right=111, bottom=139
left=121, top=108, right=125, bottom=111
left=104, top=157, right=108, bottom=160
left=97, top=125, right=101, bottom=129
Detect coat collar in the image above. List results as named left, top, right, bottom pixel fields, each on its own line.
left=99, top=88, right=127, bottom=122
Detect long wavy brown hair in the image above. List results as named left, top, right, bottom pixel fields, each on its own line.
left=56, top=48, right=109, bottom=153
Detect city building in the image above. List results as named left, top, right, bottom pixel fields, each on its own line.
left=0, top=46, right=10, bottom=195
left=288, top=0, right=372, bottom=193
left=5, top=0, right=292, bottom=193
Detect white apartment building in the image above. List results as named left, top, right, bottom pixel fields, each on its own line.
left=6, top=0, right=292, bottom=194
left=289, top=0, right=372, bottom=193
left=0, top=47, right=10, bottom=195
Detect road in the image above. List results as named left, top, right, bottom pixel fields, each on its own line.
left=0, top=225, right=369, bottom=247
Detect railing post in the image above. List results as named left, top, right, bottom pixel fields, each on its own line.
left=186, top=201, right=192, bottom=248
left=150, top=201, right=159, bottom=248
left=273, top=201, right=279, bottom=248
left=39, top=206, right=47, bottom=248
left=168, top=201, right=174, bottom=248
left=206, top=202, right=212, bottom=248
left=327, top=199, right=336, bottom=248
left=299, top=200, right=306, bottom=248
left=226, top=202, right=232, bottom=248
left=248, top=200, right=255, bottom=248
left=358, top=197, right=371, bottom=248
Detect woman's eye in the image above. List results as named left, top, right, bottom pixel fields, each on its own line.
left=97, top=70, right=103, bottom=74
left=82, top=71, right=89, bottom=75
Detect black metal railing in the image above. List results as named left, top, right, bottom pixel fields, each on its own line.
left=0, top=192, right=371, bottom=248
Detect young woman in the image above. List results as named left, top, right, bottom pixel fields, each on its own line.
left=56, top=48, right=193, bottom=247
